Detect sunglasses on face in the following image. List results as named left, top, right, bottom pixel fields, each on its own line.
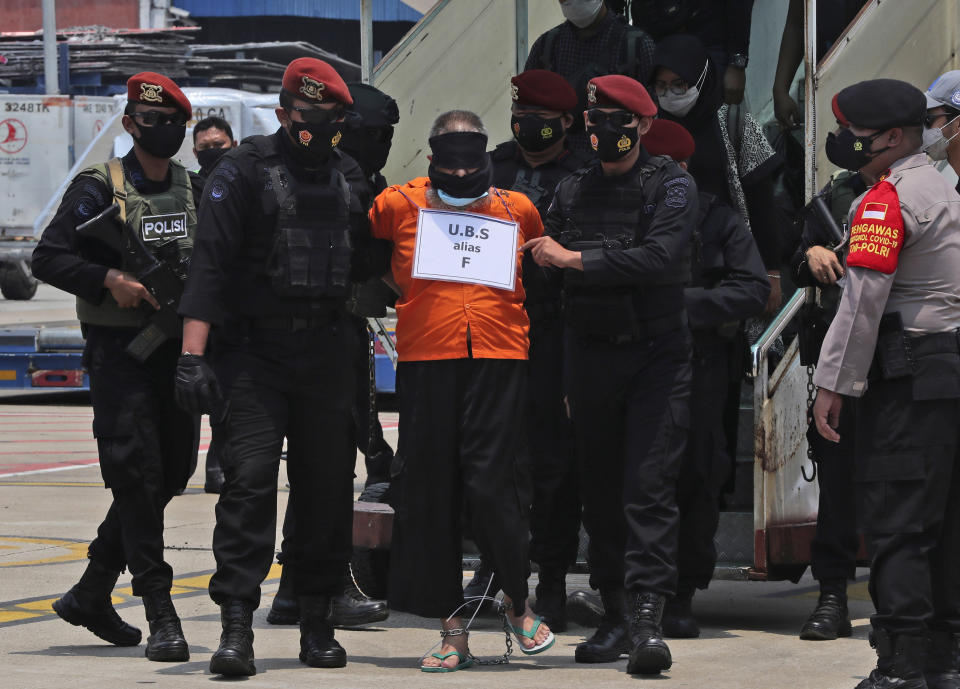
left=131, top=110, right=188, bottom=127
left=586, top=109, right=636, bottom=127
left=289, top=104, right=346, bottom=124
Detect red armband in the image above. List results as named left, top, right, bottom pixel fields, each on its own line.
left=846, top=180, right=904, bottom=274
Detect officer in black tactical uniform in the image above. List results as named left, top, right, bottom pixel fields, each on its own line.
left=524, top=74, right=697, bottom=675
left=790, top=169, right=866, bottom=642
left=641, top=119, right=769, bottom=639
left=33, top=71, right=198, bottom=664
left=187, top=116, right=237, bottom=495
left=466, top=68, right=589, bottom=631
left=265, top=82, right=398, bottom=630
left=175, top=58, right=388, bottom=677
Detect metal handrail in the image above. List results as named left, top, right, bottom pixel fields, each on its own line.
left=750, top=288, right=808, bottom=378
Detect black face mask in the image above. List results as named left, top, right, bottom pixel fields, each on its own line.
left=339, top=126, right=394, bottom=176
left=135, top=123, right=186, bottom=159
left=196, top=146, right=229, bottom=173
left=286, top=119, right=343, bottom=165
left=511, top=114, right=564, bottom=153
left=587, top=122, right=639, bottom=162
left=428, top=157, right=493, bottom=199
left=825, top=128, right=889, bottom=171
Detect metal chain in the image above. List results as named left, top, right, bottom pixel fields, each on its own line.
left=468, top=602, right=514, bottom=666
left=367, top=323, right=377, bottom=455
left=802, top=363, right=818, bottom=482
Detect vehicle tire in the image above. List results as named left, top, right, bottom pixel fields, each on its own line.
left=351, top=481, right=391, bottom=600
left=0, top=262, right=39, bottom=300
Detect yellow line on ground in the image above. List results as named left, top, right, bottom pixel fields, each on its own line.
left=0, top=565, right=282, bottom=628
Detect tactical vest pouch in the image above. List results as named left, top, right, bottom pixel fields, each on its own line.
left=265, top=166, right=352, bottom=298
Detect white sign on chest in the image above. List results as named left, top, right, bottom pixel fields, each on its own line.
left=412, top=208, right=519, bottom=290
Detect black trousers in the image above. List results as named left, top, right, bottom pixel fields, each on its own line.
left=348, top=314, right=394, bottom=479
left=809, top=402, right=859, bottom=582
left=84, top=326, right=197, bottom=595
left=675, top=342, right=730, bottom=591
left=565, top=326, right=691, bottom=595
left=208, top=321, right=356, bottom=608
left=527, top=315, right=581, bottom=574
left=855, top=375, right=960, bottom=635
left=388, top=358, right=530, bottom=618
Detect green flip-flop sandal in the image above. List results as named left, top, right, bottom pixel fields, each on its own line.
left=421, top=649, right=474, bottom=673
left=510, top=616, right=556, bottom=655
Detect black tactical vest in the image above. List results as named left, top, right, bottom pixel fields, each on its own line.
left=247, top=135, right=352, bottom=300
left=554, top=156, right=691, bottom=336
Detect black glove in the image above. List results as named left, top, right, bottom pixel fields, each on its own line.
left=175, top=354, right=225, bottom=421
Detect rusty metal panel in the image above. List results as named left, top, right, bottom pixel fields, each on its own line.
left=753, top=339, right=820, bottom=573
left=352, top=500, right=393, bottom=550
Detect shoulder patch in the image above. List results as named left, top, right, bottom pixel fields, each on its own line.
left=208, top=176, right=230, bottom=203
left=846, top=180, right=904, bottom=274
left=663, top=176, right=690, bottom=209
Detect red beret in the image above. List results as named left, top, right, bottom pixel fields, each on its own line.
left=586, top=74, right=657, bottom=117
left=510, top=69, right=578, bottom=111
left=126, top=72, right=191, bottom=117
left=282, top=58, right=352, bottom=106
left=642, top=119, right=695, bottom=161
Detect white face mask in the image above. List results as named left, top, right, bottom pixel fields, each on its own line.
left=560, top=0, right=604, bottom=28
left=923, top=114, right=960, bottom=161
left=437, top=189, right=488, bottom=207
left=658, top=61, right=709, bottom=118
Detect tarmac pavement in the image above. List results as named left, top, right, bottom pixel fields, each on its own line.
left=0, top=285, right=878, bottom=688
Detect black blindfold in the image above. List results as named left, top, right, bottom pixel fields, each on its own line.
left=428, top=131, right=488, bottom=169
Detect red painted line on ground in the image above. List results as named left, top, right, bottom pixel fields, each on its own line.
left=0, top=458, right=99, bottom=474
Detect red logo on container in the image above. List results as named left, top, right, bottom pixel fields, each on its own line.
left=0, top=118, right=27, bottom=154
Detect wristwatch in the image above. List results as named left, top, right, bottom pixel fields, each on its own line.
left=729, top=53, right=749, bottom=69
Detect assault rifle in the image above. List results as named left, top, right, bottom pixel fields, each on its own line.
left=810, top=194, right=846, bottom=248
left=76, top=203, right=189, bottom=363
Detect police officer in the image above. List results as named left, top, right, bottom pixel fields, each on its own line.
left=187, top=115, right=238, bottom=495
left=813, top=79, right=960, bottom=689
left=923, top=70, right=960, bottom=195
left=524, top=74, right=698, bottom=675
left=189, top=116, right=237, bottom=209
left=33, top=71, right=197, bottom=663
left=642, top=119, right=769, bottom=639
left=338, top=82, right=400, bottom=487
left=175, top=58, right=386, bottom=676
left=265, top=82, right=397, bottom=630
left=459, top=69, right=590, bottom=630
left=790, top=168, right=867, bottom=642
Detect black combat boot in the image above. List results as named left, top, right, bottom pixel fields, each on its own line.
left=925, top=631, right=960, bottom=689
left=627, top=592, right=672, bottom=675
left=800, top=579, right=852, bottom=641
left=52, top=560, right=141, bottom=647
left=533, top=568, right=568, bottom=633
left=566, top=589, right=604, bottom=628
left=141, top=591, right=189, bottom=662
left=574, top=587, right=631, bottom=663
left=210, top=600, right=256, bottom=676
left=267, top=564, right=299, bottom=625
left=299, top=596, right=347, bottom=668
left=856, top=629, right=927, bottom=689
left=330, top=576, right=389, bottom=627
left=463, top=562, right=498, bottom=614
left=661, top=584, right=700, bottom=639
